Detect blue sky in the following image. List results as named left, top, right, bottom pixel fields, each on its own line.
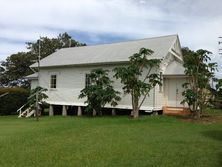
left=0, top=0, right=222, bottom=76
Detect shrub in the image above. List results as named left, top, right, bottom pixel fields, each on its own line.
left=0, top=87, right=29, bottom=115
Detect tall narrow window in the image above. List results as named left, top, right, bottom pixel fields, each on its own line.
left=85, top=74, right=91, bottom=88
left=50, top=75, right=57, bottom=88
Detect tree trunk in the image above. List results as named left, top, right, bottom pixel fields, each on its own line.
left=133, top=107, right=139, bottom=118
left=93, top=109, right=96, bottom=116
left=196, top=110, right=201, bottom=119
left=98, top=110, right=103, bottom=116
left=133, top=96, right=139, bottom=118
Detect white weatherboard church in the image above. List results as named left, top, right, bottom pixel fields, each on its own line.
left=25, top=34, right=188, bottom=116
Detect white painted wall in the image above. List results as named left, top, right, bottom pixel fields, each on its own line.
left=31, top=79, right=38, bottom=89
left=37, top=64, right=163, bottom=110
left=33, top=38, right=186, bottom=111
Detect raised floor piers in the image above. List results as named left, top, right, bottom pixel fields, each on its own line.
left=48, top=105, right=119, bottom=116
left=77, top=106, right=82, bottom=116
left=62, top=105, right=67, bottom=116
left=49, top=105, right=54, bottom=116
left=49, top=105, right=82, bottom=116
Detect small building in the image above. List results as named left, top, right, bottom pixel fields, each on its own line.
left=27, top=34, right=188, bottom=116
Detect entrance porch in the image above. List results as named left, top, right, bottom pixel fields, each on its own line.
left=163, top=76, right=190, bottom=115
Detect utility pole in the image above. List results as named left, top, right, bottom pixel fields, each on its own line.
left=36, top=39, right=41, bottom=121
left=219, top=37, right=222, bottom=55
left=69, top=38, right=72, bottom=47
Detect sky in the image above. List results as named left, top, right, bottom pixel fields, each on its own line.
left=0, top=0, right=222, bottom=77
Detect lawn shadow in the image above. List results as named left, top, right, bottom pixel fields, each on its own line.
left=202, top=130, right=222, bottom=141
left=202, top=130, right=222, bottom=166
left=219, top=152, right=222, bottom=166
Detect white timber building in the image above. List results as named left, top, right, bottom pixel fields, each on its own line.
left=26, top=34, right=188, bottom=116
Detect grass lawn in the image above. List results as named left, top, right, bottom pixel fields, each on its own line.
left=0, top=111, right=222, bottom=167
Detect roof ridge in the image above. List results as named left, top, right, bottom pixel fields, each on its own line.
left=30, top=34, right=180, bottom=68
left=60, top=34, right=178, bottom=50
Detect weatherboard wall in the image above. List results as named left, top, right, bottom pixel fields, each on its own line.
left=31, top=79, right=38, bottom=90
left=38, top=64, right=162, bottom=110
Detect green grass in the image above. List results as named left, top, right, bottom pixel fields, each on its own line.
left=0, top=113, right=222, bottom=167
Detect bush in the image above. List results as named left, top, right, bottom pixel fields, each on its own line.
left=0, top=87, right=29, bottom=115
left=212, top=100, right=222, bottom=109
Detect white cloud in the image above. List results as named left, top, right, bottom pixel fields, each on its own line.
left=0, top=0, right=221, bottom=77
left=0, top=41, right=28, bottom=60
left=0, top=26, right=59, bottom=42
left=0, top=0, right=170, bottom=36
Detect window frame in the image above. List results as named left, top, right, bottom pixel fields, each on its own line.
left=50, top=74, right=57, bottom=89
left=85, top=73, right=91, bottom=88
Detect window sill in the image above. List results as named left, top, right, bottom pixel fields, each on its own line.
left=49, top=88, right=57, bottom=91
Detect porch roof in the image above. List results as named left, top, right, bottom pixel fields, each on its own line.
left=25, top=72, right=38, bottom=80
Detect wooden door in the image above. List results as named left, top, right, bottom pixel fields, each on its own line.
left=166, top=78, right=186, bottom=107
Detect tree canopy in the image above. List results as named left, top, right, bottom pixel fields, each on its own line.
left=0, top=32, right=86, bottom=87
left=26, top=32, right=86, bottom=60
left=212, top=78, right=222, bottom=104
left=181, top=47, right=217, bottom=118
left=114, top=48, right=161, bottom=118
left=79, top=68, right=121, bottom=116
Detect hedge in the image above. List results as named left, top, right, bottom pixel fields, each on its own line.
left=0, top=87, right=29, bottom=115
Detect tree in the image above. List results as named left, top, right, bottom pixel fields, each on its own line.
left=215, top=78, right=222, bottom=94
left=0, top=62, right=4, bottom=74
left=0, top=32, right=86, bottom=87
left=113, top=48, right=161, bottom=118
left=79, top=68, right=121, bottom=116
left=0, top=52, right=35, bottom=88
left=211, top=78, right=222, bottom=108
left=26, top=32, right=86, bottom=60
left=0, top=62, right=5, bottom=87
left=181, top=47, right=217, bottom=118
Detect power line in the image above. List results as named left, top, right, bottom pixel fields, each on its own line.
left=36, top=39, right=41, bottom=121
left=219, top=37, right=222, bottom=55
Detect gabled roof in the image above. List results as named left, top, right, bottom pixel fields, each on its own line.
left=31, top=34, right=179, bottom=68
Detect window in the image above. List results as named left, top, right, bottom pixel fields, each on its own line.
left=85, top=74, right=91, bottom=88
left=50, top=75, right=57, bottom=88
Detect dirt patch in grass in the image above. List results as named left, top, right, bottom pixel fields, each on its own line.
left=177, top=114, right=222, bottom=124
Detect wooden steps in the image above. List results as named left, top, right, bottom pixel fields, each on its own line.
left=17, top=104, right=35, bottom=118
left=26, top=110, right=35, bottom=118
left=163, top=106, right=191, bottom=116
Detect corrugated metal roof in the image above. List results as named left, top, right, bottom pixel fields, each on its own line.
left=31, top=34, right=178, bottom=68
left=25, top=72, right=38, bottom=79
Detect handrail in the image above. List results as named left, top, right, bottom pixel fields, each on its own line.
left=28, top=89, right=45, bottom=100
left=17, top=103, right=35, bottom=116
left=17, top=103, right=29, bottom=113
left=17, top=88, right=45, bottom=113
left=0, top=92, right=9, bottom=98
left=28, top=91, right=37, bottom=100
